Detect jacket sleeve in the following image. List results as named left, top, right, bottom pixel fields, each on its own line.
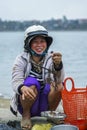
left=12, top=54, right=27, bottom=94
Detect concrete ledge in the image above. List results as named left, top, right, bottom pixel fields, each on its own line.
left=0, top=97, right=64, bottom=123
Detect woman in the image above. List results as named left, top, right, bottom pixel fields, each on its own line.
left=10, top=25, right=65, bottom=130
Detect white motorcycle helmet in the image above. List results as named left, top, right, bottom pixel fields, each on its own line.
left=24, top=25, right=53, bottom=56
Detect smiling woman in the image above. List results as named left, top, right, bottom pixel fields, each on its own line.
left=30, top=36, right=47, bottom=56
left=10, top=24, right=64, bottom=130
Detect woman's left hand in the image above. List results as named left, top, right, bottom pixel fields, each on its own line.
left=52, top=52, right=62, bottom=65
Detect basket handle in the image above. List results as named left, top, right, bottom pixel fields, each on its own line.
left=64, top=77, right=75, bottom=91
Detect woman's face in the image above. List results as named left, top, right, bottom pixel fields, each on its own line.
left=30, top=36, right=47, bottom=55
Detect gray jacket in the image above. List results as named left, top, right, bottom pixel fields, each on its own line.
left=10, top=52, right=65, bottom=115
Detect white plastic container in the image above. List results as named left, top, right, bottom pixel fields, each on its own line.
left=51, top=124, right=79, bottom=130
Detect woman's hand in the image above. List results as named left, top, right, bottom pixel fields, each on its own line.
left=52, top=52, right=62, bottom=65
left=20, top=85, right=37, bottom=100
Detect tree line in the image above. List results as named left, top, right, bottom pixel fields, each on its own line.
left=0, top=18, right=87, bottom=31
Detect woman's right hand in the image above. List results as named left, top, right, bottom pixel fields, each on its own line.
left=20, top=85, right=37, bottom=100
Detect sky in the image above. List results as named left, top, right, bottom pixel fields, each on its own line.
left=0, top=0, right=87, bottom=21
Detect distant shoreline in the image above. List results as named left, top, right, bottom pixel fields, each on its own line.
left=0, top=18, right=87, bottom=31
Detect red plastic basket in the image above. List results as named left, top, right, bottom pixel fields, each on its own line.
left=62, top=77, right=87, bottom=130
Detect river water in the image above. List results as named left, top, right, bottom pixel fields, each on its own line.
left=0, top=31, right=87, bottom=98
